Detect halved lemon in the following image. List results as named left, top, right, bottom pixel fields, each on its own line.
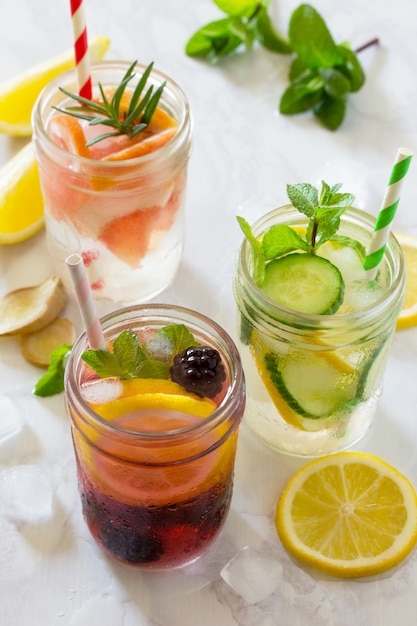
left=0, top=142, right=44, bottom=244
left=395, top=232, right=417, bottom=330
left=276, top=452, right=417, bottom=578
left=0, top=35, right=110, bottom=136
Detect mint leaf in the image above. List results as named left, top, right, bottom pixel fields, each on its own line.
left=262, top=224, right=310, bottom=259
left=81, top=349, right=126, bottom=378
left=136, top=360, right=170, bottom=379
left=236, top=215, right=265, bottom=285
left=279, top=76, right=323, bottom=114
left=185, top=18, right=242, bottom=62
left=286, top=183, right=319, bottom=217
left=253, top=6, right=292, bottom=54
left=34, top=344, right=72, bottom=397
left=319, top=67, right=351, bottom=100
left=155, top=324, right=198, bottom=357
left=313, top=94, right=346, bottom=130
left=336, top=45, right=365, bottom=92
left=214, top=0, right=259, bottom=18
left=289, top=4, right=343, bottom=69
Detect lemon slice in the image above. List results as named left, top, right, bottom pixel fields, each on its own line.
left=0, top=142, right=44, bottom=244
left=90, top=377, right=216, bottom=421
left=395, top=232, right=417, bottom=330
left=276, top=452, right=417, bottom=578
left=0, top=35, right=110, bottom=136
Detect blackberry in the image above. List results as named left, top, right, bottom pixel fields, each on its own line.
left=170, top=346, right=226, bottom=399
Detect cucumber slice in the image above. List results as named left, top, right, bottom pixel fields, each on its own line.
left=261, top=253, right=344, bottom=315
left=356, top=334, right=391, bottom=400
left=265, top=351, right=357, bottom=419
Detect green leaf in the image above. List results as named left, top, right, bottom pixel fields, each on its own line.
left=319, top=67, right=351, bottom=100
left=112, top=329, right=148, bottom=378
left=279, top=76, right=323, bottom=114
left=81, top=349, right=126, bottom=379
left=34, top=344, right=73, bottom=397
left=185, top=18, right=243, bottom=61
left=289, top=4, right=344, bottom=69
left=229, top=16, right=254, bottom=49
left=336, top=45, right=365, bottom=92
left=137, top=360, right=170, bottom=379
left=288, top=58, right=313, bottom=82
left=236, top=216, right=265, bottom=285
left=253, top=6, right=292, bottom=54
left=286, top=183, right=319, bottom=217
left=314, top=94, right=346, bottom=130
left=213, top=0, right=260, bottom=18
left=153, top=324, right=198, bottom=359
left=262, top=224, right=310, bottom=259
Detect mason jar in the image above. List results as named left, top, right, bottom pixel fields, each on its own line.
left=65, top=304, right=245, bottom=568
left=32, top=61, right=192, bottom=304
left=233, top=205, right=405, bottom=457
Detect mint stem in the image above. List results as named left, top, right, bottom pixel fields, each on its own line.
left=355, top=38, right=379, bottom=54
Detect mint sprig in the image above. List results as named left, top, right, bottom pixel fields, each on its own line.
left=185, top=0, right=291, bottom=63
left=237, top=180, right=356, bottom=286
left=81, top=324, right=199, bottom=380
left=280, top=4, right=367, bottom=130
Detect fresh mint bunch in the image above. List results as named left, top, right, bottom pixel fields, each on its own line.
left=280, top=4, right=366, bottom=130
left=185, top=2, right=376, bottom=130
left=81, top=324, right=199, bottom=380
left=185, top=0, right=291, bottom=63
left=237, top=180, right=357, bottom=286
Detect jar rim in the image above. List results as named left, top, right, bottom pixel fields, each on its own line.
left=32, top=60, right=193, bottom=172
left=235, top=204, right=405, bottom=331
left=65, top=303, right=245, bottom=442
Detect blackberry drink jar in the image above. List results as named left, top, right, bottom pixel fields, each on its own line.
left=65, top=304, right=245, bottom=568
left=233, top=205, right=405, bottom=457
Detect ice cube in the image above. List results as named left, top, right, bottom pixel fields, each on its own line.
left=145, top=333, right=173, bottom=362
left=220, top=546, right=283, bottom=604
left=0, top=465, right=53, bottom=523
left=0, top=397, right=24, bottom=447
left=344, top=278, right=383, bottom=312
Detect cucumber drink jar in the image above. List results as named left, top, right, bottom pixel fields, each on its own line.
left=233, top=203, right=405, bottom=457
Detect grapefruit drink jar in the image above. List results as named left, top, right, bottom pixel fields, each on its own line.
left=32, top=61, right=192, bottom=304
left=65, top=304, right=245, bottom=568
left=233, top=202, right=405, bottom=457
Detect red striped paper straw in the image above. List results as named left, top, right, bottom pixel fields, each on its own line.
left=69, top=0, right=92, bottom=99
left=66, top=254, right=107, bottom=350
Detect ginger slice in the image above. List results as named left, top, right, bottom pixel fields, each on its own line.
left=0, top=276, right=67, bottom=336
left=20, top=317, right=76, bottom=368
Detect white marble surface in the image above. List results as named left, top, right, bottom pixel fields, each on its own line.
left=1, top=0, right=417, bottom=624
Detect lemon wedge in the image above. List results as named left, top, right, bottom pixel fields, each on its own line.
left=0, top=35, right=110, bottom=136
left=0, top=142, right=44, bottom=244
left=276, top=452, right=417, bottom=578
left=395, top=232, right=417, bottom=330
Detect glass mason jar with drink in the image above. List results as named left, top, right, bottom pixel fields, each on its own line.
left=65, top=304, right=245, bottom=569
left=233, top=182, right=405, bottom=457
left=32, top=61, right=192, bottom=304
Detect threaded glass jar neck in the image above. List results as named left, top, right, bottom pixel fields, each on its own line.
left=234, top=205, right=405, bottom=343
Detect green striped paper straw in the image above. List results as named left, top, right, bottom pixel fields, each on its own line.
left=363, top=147, right=413, bottom=280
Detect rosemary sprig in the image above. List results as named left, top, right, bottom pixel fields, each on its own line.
left=53, top=61, right=166, bottom=146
